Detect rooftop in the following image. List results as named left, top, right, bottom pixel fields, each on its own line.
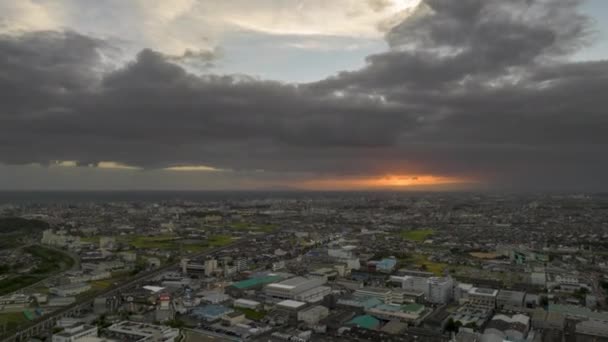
left=356, top=287, right=392, bottom=294
left=470, top=288, right=499, bottom=296
left=348, top=315, right=380, bottom=330
left=191, top=305, right=233, bottom=319
left=402, top=303, right=425, bottom=313
left=231, top=275, right=283, bottom=289
left=381, top=320, right=408, bottom=335
left=497, top=290, right=526, bottom=302
left=549, top=304, right=608, bottom=321
left=277, top=300, right=307, bottom=309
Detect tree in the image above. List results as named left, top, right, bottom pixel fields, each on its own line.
left=445, top=318, right=460, bottom=333
left=540, top=295, right=549, bottom=307
left=166, top=319, right=186, bottom=328
left=464, top=322, right=478, bottom=331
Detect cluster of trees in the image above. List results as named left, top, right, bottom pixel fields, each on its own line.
left=0, top=217, right=49, bottom=234
left=445, top=318, right=478, bottom=333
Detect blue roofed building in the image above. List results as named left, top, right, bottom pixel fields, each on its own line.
left=375, top=258, right=397, bottom=273
left=191, top=305, right=234, bottom=322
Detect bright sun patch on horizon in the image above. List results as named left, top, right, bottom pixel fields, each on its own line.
left=298, top=174, right=472, bottom=190
left=164, top=165, right=226, bottom=172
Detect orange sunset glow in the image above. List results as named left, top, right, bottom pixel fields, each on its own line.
left=298, top=174, right=471, bottom=190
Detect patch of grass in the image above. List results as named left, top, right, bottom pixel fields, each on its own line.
left=130, top=235, right=180, bottom=250
left=181, top=245, right=206, bottom=253
left=90, top=272, right=131, bottom=291
left=0, top=276, right=40, bottom=295
left=0, top=312, right=29, bottom=332
left=229, top=222, right=277, bottom=233
left=80, top=234, right=235, bottom=255
left=24, top=245, right=75, bottom=273
left=0, top=246, right=76, bottom=296
left=230, top=222, right=249, bottom=230
left=81, top=236, right=100, bottom=244
left=399, top=229, right=434, bottom=242
left=90, top=279, right=113, bottom=291
left=208, top=235, right=234, bottom=247
left=402, top=253, right=447, bottom=276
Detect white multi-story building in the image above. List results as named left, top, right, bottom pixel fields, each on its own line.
left=402, top=276, right=431, bottom=295
left=468, top=288, right=499, bottom=309
left=354, top=287, right=392, bottom=303
left=236, top=258, right=249, bottom=272
left=454, top=283, right=474, bottom=303
left=390, top=275, right=453, bottom=304
left=428, top=277, right=454, bottom=304
left=204, top=259, right=218, bottom=276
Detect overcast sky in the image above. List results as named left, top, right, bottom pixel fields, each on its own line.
left=1, top=0, right=607, bottom=191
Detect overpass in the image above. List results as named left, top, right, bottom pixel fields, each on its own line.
left=1, top=239, right=250, bottom=342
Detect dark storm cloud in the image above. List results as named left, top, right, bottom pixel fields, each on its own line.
left=0, top=45, right=412, bottom=172
left=0, top=0, right=607, bottom=190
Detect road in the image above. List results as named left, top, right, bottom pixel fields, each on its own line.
left=0, top=239, right=250, bottom=341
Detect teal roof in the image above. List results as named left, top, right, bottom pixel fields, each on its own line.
left=348, top=315, right=380, bottom=330
left=402, top=303, right=425, bottom=313
left=361, top=297, right=383, bottom=309
left=231, top=275, right=282, bottom=289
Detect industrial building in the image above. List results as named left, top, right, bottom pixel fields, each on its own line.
left=274, top=300, right=308, bottom=323
left=49, top=283, right=91, bottom=297
left=575, top=320, right=608, bottom=341
left=51, top=324, right=98, bottom=342
left=264, top=276, right=327, bottom=300
left=294, top=285, right=332, bottom=303
left=483, top=314, right=530, bottom=341
left=226, top=274, right=283, bottom=296
left=105, top=321, right=179, bottom=342
left=234, top=298, right=262, bottom=310
left=390, top=289, right=425, bottom=304
left=496, top=290, right=526, bottom=310
left=298, top=305, right=330, bottom=325
left=366, top=303, right=426, bottom=323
